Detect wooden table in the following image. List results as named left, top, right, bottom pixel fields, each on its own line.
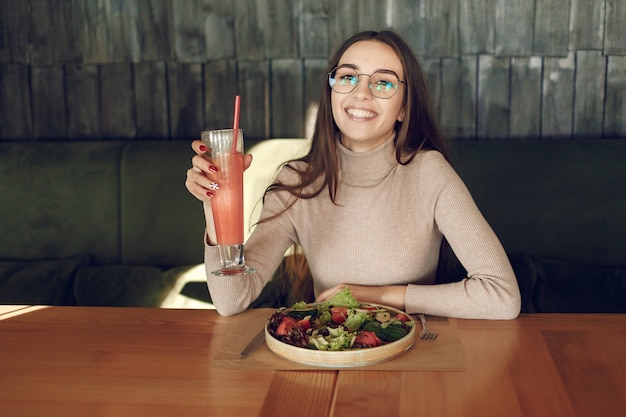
left=1, top=306, right=624, bottom=417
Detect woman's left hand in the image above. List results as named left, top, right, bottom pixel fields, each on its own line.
left=315, top=284, right=406, bottom=311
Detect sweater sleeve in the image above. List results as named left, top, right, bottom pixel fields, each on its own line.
left=205, top=171, right=300, bottom=316
left=404, top=154, right=521, bottom=319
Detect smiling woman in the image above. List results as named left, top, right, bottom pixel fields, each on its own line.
left=186, top=30, right=521, bottom=320
left=329, top=40, right=406, bottom=152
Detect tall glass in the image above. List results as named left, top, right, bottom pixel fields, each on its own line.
left=201, top=128, right=255, bottom=276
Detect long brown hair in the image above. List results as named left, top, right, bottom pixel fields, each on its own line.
left=265, top=30, right=454, bottom=302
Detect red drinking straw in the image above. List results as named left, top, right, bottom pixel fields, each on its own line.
left=232, top=95, right=241, bottom=153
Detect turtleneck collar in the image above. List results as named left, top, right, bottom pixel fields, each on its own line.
left=337, top=134, right=398, bottom=186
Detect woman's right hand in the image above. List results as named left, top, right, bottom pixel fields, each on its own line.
left=185, top=140, right=253, bottom=202
left=185, top=140, right=221, bottom=202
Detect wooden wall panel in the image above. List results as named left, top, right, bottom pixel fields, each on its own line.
left=495, top=0, right=534, bottom=56
left=134, top=62, right=169, bottom=139
left=574, top=51, right=605, bottom=137
left=478, top=55, right=510, bottom=138
left=422, top=58, right=442, bottom=126
left=541, top=53, right=575, bottom=138
left=604, top=0, right=626, bottom=55
left=137, top=0, right=173, bottom=61
left=230, top=0, right=299, bottom=60
left=49, top=0, right=85, bottom=63
left=203, top=59, right=238, bottom=131
left=389, top=0, right=453, bottom=58
left=390, top=0, right=427, bottom=56
left=239, top=60, right=270, bottom=139
left=271, top=59, right=304, bottom=138
left=258, top=0, right=298, bottom=58
left=29, top=0, right=85, bottom=65
left=0, top=65, right=32, bottom=139
left=440, top=57, right=477, bottom=139
left=234, top=0, right=265, bottom=60
left=167, top=63, right=203, bottom=139
left=173, top=0, right=234, bottom=63
left=0, top=3, right=11, bottom=62
left=31, top=65, right=66, bottom=139
left=29, top=0, right=56, bottom=65
left=534, top=0, right=570, bottom=56
left=82, top=0, right=141, bottom=64
left=357, top=0, right=390, bottom=33
left=328, top=0, right=358, bottom=55
left=459, top=0, right=495, bottom=54
left=65, top=64, right=100, bottom=138
left=510, top=57, right=542, bottom=138
left=423, top=0, right=459, bottom=58
left=0, top=2, right=29, bottom=64
left=392, top=0, right=437, bottom=58
left=298, top=0, right=329, bottom=59
left=172, top=0, right=204, bottom=62
left=605, top=57, right=626, bottom=137
left=303, top=59, right=328, bottom=138
left=1, top=0, right=624, bottom=141
left=100, top=64, right=136, bottom=138
left=461, top=56, right=479, bottom=139
left=568, top=0, right=605, bottom=50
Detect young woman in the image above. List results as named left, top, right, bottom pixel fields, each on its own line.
left=186, top=30, right=521, bottom=319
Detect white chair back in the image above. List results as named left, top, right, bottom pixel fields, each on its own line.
left=244, top=138, right=310, bottom=240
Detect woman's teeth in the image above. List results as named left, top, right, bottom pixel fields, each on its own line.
left=347, top=108, right=375, bottom=119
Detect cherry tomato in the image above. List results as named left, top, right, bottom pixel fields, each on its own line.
left=394, top=313, right=410, bottom=323
left=275, top=316, right=298, bottom=336
left=354, top=331, right=383, bottom=347
left=297, top=318, right=311, bottom=331
left=330, top=307, right=348, bottom=324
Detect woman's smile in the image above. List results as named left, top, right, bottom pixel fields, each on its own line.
left=345, top=106, right=377, bottom=121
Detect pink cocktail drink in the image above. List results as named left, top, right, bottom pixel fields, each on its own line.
left=201, top=128, right=254, bottom=276
left=211, top=151, right=244, bottom=246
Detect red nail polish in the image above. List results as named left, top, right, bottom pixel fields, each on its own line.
left=209, top=165, right=218, bottom=173
left=206, top=191, right=214, bottom=198
left=199, top=145, right=207, bottom=152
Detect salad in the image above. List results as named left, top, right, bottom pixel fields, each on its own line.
left=267, top=287, right=414, bottom=351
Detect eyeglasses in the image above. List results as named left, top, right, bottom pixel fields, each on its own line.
left=328, top=66, right=406, bottom=99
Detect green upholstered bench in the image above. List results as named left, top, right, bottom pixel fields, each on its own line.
left=0, top=141, right=205, bottom=307
left=451, top=139, right=626, bottom=313
left=1, top=138, right=624, bottom=312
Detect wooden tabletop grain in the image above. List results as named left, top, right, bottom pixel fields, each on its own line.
left=0, top=306, right=624, bottom=417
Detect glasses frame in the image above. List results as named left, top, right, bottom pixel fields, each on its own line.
left=328, top=66, right=406, bottom=99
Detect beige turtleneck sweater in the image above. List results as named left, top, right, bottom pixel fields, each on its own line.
left=205, top=137, right=521, bottom=319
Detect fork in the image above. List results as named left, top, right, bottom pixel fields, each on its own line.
left=417, top=314, right=438, bottom=339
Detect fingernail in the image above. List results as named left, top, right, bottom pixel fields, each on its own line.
left=208, top=182, right=220, bottom=191
left=206, top=191, right=214, bottom=198
left=199, top=145, right=207, bottom=152
left=209, top=165, right=218, bottom=173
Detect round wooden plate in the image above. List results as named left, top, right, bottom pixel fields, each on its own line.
left=265, top=303, right=416, bottom=367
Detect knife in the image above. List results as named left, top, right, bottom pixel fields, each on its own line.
left=240, top=328, right=265, bottom=359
